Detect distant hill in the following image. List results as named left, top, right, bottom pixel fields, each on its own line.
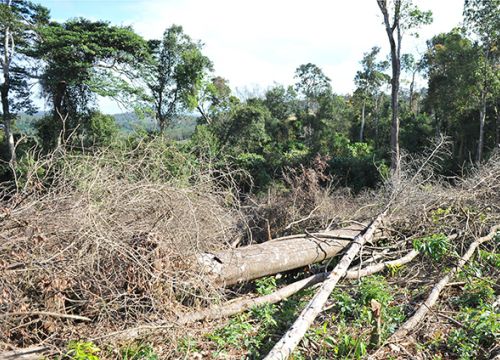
left=12, top=111, right=199, bottom=140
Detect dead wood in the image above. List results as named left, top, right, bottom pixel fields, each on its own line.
left=198, top=223, right=386, bottom=286
left=263, top=210, right=387, bottom=360
left=0, top=346, right=50, bottom=360
left=0, top=311, right=91, bottom=322
left=179, top=246, right=420, bottom=324
left=371, top=225, right=500, bottom=358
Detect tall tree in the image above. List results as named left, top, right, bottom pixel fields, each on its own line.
left=463, top=0, right=500, bottom=161
left=354, top=46, right=389, bottom=142
left=144, top=25, right=212, bottom=132
left=401, top=53, right=423, bottom=113
left=294, top=63, right=332, bottom=146
left=194, top=76, right=234, bottom=125
left=376, top=0, right=432, bottom=175
left=35, top=18, right=148, bottom=148
left=0, top=0, right=48, bottom=163
left=294, top=63, right=331, bottom=113
left=424, top=29, right=478, bottom=161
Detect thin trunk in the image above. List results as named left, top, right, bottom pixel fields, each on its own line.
left=53, top=81, right=67, bottom=146
left=196, top=104, right=211, bottom=125
left=409, top=69, right=416, bottom=113
left=359, top=98, right=366, bottom=142
left=495, top=105, right=499, bottom=148
left=434, top=110, right=441, bottom=140
left=378, top=0, right=401, bottom=177
left=458, top=133, right=465, bottom=164
left=374, top=93, right=380, bottom=148
left=476, top=89, right=486, bottom=162
left=1, top=21, right=15, bottom=164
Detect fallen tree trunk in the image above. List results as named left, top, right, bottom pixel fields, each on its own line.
left=199, top=223, right=385, bottom=286
left=0, top=346, right=50, bottom=360
left=386, top=225, right=500, bottom=344
left=180, top=246, right=420, bottom=324
left=264, top=210, right=387, bottom=360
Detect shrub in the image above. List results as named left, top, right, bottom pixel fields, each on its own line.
left=85, top=112, right=119, bottom=146
left=413, top=233, right=450, bottom=261
left=447, top=306, right=499, bottom=359
left=457, top=278, right=495, bottom=308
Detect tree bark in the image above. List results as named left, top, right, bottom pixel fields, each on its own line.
left=198, top=223, right=383, bottom=286
left=181, top=246, right=418, bottom=325
left=263, top=211, right=387, bottom=360
left=359, top=97, right=366, bottom=142
left=377, top=0, right=401, bottom=177
left=409, top=68, right=417, bottom=113
left=476, top=89, right=487, bottom=162
left=0, top=346, right=50, bottom=360
left=1, top=14, right=16, bottom=164
left=495, top=105, right=499, bottom=148
left=374, top=93, right=381, bottom=148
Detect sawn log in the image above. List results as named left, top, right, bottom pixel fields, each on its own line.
left=198, top=223, right=384, bottom=286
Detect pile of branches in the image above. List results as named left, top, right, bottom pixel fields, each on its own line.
left=0, top=142, right=244, bottom=354
left=1, top=141, right=499, bottom=359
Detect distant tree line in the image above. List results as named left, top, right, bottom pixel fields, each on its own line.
left=0, top=0, right=498, bottom=191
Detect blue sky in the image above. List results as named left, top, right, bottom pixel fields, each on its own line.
left=37, top=0, right=464, bottom=113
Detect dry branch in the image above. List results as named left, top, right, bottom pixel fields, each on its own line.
left=376, top=225, right=500, bottom=354
left=179, top=246, right=420, bottom=324
left=0, top=311, right=91, bottom=322
left=198, top=223, right=386, bottom=286
left=263, top=210, right=387, bottom=360
left=0, top=346, right=50, bottom=360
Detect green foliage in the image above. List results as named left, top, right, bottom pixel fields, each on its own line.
left=86, top=112, right=119, bottom=146
left=35, top=114, right=61, bottom=151
left=255, top=276, right=277, bottom=296
left=336, top=334, right=367, bottom=359
left=430, top=207, right=451, bottom=224
left=457, top=278, right=495, bottom=308
left=413, top=233, right=450, bottom=261
left=121, top=344, right=158, bottom=360
left=328, top=139, right=386, bottom=191
left=144, top=25, right=212, bottom=131
left=294, top=63, right=332, bottom=103
left=447, top=306, right=499, bottom=359
left=36, top=18, right=149, bottom=129
left=177, top=336, right=199, bottom=355
left=65, top=341, right=100, bottom=360
left=359, top=276, right=393, bottom=307
left=189, top=124, right=219, bottom=159
left=206, top=313, right=254, bottom=349
left=478, top=249, right=500, bottom=269
left=330, top=291, right=357, bottom=318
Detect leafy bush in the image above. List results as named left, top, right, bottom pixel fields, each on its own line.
left=330, top=290, right=357, bottom=319
left=121, top=344, right=158, bottom=360
left=65, top=341, right=100, bottom=360
left=456, top=278, right=495, bottom=308
left=86, top=112, right=119, bottom=146
left=359, top=275, right=393, bottom=307
left=413, top=233, right=450, bottom=261
left=447, top=306, right=499, bottom=359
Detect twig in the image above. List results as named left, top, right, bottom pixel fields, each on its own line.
left=0, top=311, right=91, bottom=322
left=284, top=205, right=321, bottom=230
